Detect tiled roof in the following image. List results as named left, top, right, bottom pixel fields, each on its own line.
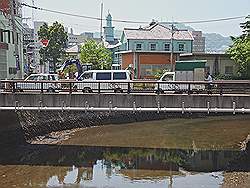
left=124, top=23, right=193, bottom=40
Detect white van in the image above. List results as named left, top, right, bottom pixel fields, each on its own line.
left=75, top=70, right=131, bottom=93
left=156, top=71, right=205, bottom=93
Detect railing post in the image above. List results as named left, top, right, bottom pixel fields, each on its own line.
left=133, top=102, right=136, bottom=113
left=157, top=82, right=160, bottom=94
left=220, top=84, right=223, bottom=95
left=41, top=82, right=43, bottom=93
left=61, top=101, right=65, bottom=112
left=69, top=82, right=72, bottom=94
left=98, top=82, right=101, bottom=94
left=85, top=101, right=89, bottom=113
left=109, top=101, right=112, bottom=113
left=207, top=101, right=210, bottom=114
left=157, top=101, right=160, bottom=113
left=39, top=100, right=42, bottom=112
left=127, top=82, right=131, bottom=94
left=12, top=82, right=16, bottom=93
left=182, top=101, right=185, bottom=114
left=188, top=83, right=191, bottom=95
left=15, top=100, right=19, bottom=112
left=233, top=101, right=236, bottom=115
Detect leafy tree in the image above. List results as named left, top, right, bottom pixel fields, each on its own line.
left=227, top=16, right=250, bottom=78
left=38, top=22, right=68, bottom=73
left=80, top=40, right=112, bottom=70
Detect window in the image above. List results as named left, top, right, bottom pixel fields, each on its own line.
left=136, top=43, right=142, bottom=50
left=27, top=76, right=38, bottom=80
left=0, top=30, right=3, bottom=42
left=49, top=75, right=57, bottom=80
left=7, top=31, right=11, bottom=43
left=150, top=43, right=156, bottom=51
left=9, top=67, right=17, bottom=75
left=178, top=44, right=185, bottom=51
left=96, top=72, right=111, bottom=80
left=81, top=72, right=93, bottom=80
left=40, top=76, right=47, bottom=80
left=225, top=66, right=233, bottom=75
left=164, top=43, right=170, bottom=51
left=205, top=66, right=210, bottom=74
left=16, top=33, right=19, bottom=45
left=12, top=32, right=14, bottom=44
left=162, top=74, right=174, bottom=81
left=113, top=72, right=127, bottom=80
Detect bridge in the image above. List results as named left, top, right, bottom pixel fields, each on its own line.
left=1, top=79, right=250, bottom=145
left=1, top=80, right=250, bottom=114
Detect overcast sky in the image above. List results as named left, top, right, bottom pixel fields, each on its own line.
left=22, top=0, right=250, bottom=37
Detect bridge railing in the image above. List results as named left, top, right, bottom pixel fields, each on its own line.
left=1, top=79, right=250, bottom=94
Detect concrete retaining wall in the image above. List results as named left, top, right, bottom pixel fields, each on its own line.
left=1, top=93, right=250, bottom=109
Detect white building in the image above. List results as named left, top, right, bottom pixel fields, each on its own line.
left=0, top=0, right=24, bottom=79
left=66, top=28, right=93, bottom=47
left=191, top=31, right=205, bottom=53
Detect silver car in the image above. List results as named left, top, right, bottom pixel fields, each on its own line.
left=16, top=74, right=60, bottom=92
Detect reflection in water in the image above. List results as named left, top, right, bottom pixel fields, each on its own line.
left=0, top=144, right=242, bottom=188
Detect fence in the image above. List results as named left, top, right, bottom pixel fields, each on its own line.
left=1, top=80, right=250, bottom=95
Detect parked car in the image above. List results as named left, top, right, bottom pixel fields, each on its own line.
left=74, top=70, right=131, bottom=93
left=16, top=73, right=60, bottom=92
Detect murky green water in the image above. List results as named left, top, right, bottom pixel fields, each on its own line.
left=0, top=116, right=250, bottom=188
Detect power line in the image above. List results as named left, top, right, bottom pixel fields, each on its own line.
left=21, top=3, right=148, bottom=24
left=182, top=16, right=245, bottom=24
left=21, top=2, right=246, bottom=25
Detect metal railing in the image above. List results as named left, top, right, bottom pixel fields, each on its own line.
left=1, top=79, right=250, bottom=95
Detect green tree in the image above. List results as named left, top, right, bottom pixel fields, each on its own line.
left=227, top=16, right=250, bottom=78
left=80, top=40, right=112, bottom=70
left=38, top=22, right=68, bottom=73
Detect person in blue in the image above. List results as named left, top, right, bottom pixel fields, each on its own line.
left=205, top=72, right=213, bottom=94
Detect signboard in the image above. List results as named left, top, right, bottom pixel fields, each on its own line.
left=0, top=0, right=10, bottom=15
left=40, top=39, right=50, bottom=47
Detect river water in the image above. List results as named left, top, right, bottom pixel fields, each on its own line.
left=0, top=116, right=250, bottom=188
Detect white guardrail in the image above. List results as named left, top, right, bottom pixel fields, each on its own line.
left=0, top=105, right=249, bottom=114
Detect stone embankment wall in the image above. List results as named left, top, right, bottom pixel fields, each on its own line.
left=1, top=110, right=250, bottom=145
left=18, top=111, right=201, bottom=140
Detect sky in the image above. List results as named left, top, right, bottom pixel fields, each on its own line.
left=22, top=0, right=250, bottom=37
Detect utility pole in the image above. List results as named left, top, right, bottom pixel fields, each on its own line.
left=100, top=2, right=103, bottom=41
left=10, top=0, right=21, bottom=78
left=170, top=22, right=174, bottom=71
left=32, top=0, right=35, bottom=25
